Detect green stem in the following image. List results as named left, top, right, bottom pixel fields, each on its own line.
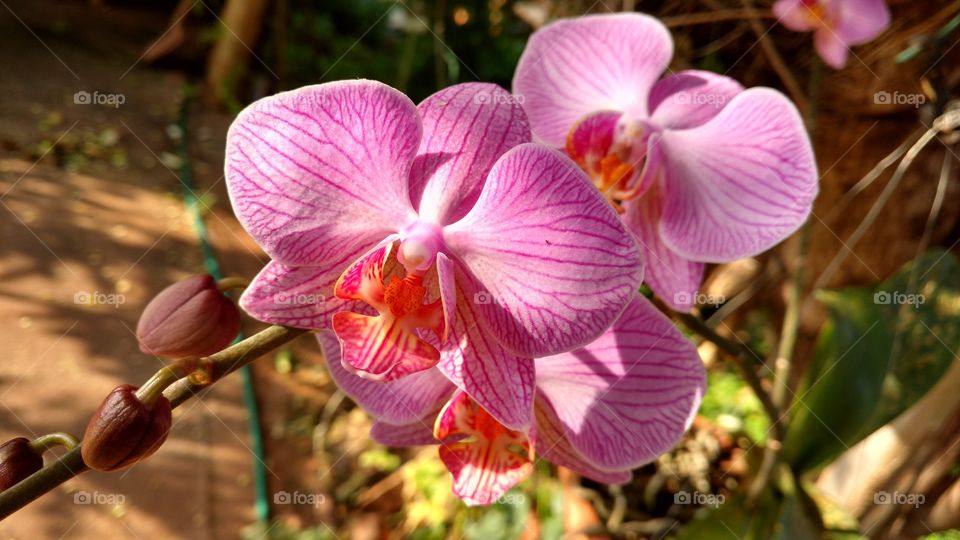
left=0, top=324, right=308, bottom=520
left=28, top=433, right=79, bottom=454
left=215, top=277, right=250, bottom=292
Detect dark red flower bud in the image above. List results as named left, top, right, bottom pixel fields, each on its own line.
left=137, top=274, right=240, bottom=357
left=0, top=438, right=42, bottom=490
left=81, top=384, right=172, bottom=472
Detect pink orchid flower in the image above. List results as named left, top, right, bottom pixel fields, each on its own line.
left=320, top=294, right=706, bottom=505
left=225, top=80, right=643, bottom=429
left=512, top=14, right=818, bottom=311
left=774, top=0, right=891, bottom=69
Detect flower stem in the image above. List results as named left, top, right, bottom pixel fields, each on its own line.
left=0, top=324, right=309, bottom=519
left=28, top=433, right=79, bottom=454
left=215, top=276, right=250, bottom=292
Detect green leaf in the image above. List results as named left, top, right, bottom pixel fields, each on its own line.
left=673, top=493, right=781, bottom=540
left=782, top=289, right=891, bottom=473
left=783, top=250, right=960, bottom=474
left=868, top=249, right=960, bottom=427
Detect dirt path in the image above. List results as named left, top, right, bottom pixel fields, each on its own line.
left=0, top=1, right=282, bottom=537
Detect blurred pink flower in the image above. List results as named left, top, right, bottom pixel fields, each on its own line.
left=774, top=0, right=891, bottom=69
left=321, top=295, right=706, bottom=505
left=225, top=80, right=643, bottom=430
left=512, top=14, right=818, bottom=311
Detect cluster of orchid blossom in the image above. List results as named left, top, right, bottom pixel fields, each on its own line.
left=224, top=13, right=821, bottom=505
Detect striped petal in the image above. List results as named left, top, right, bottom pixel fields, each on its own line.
left=225, top=80, right=419, bottom=266
left=437, top=266, right=536, bottom=431
left=239, top=261, right=354, bottom=329
left=512, top=13, right=673, bottom=147
left=436, top=392, right=534, bottom=506
left=332, top=240, right=443, bottom=381
left=648, top=70, right=744, bottom=130
left=444, top=143, right=643, bottom=358
left=533, top=399, right=631, bottom=484
left=411, top=83, right=530, bottom=224
left=657, top=88, right=817, bottom=262
left=535, top=295, right=705, bottom=471
left=319, top=331, right=454, bottom=425
left=371, top=419, right=439, bottom=446
left=513, top=13, right=673, bottom=148
left=622, top=190, right=704, bottom=312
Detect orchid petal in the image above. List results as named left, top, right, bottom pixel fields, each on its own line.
left=332, top=312, right=440, bottom=381
left=445, top=143, right=643, bottom=357
left=435, top=252, right=457, bottom=345
left=225, top=80, right=419, bottom=266
left=535, top=295, right=706, bottom=471
left=533, top=400, right=631, bottom=484
left=411, top=83, right=530, bottom=224
left=332, top=238, right=443, bottom=381
left=240, top=261, right=352, bottom=329
left=813, top=27, right=851, bottom=69
left=318, top=332, right=454, bottom=425
left=512, top=13, right=673, bottom=146
left=772, top=0, right=820, bottom=32
left=436, top=392, right=534, bottom=506
left=657, top=88, right=817, bottom=262
left=371, top=420, right=439, bottom=447
left=622, top=192, right=704, bottom=311
left=437, top=267, right=536, bottom=431
left=648, top=70, right=744, bottom=130
left=830, top=0, right=890, bottom=45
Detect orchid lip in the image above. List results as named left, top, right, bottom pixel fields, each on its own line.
left=567, top=112, right=657, bottom=209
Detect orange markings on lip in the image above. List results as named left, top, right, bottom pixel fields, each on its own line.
left=383, top=274, right=428, bottom=317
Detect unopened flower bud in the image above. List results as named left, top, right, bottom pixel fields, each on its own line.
left=137, top=274, right=240, bottom=357
left=0, top=438, right=42, bottom=490
left=81, top=384, right=172, bottom=472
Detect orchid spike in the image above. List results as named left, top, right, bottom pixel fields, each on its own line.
left=225, top=80, right=643, bottom=429
left=512, top=13, right=818, bottom=311
left=320, top=294, right=706, bottom=505
left=773, top=0, right=891, bottom=69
